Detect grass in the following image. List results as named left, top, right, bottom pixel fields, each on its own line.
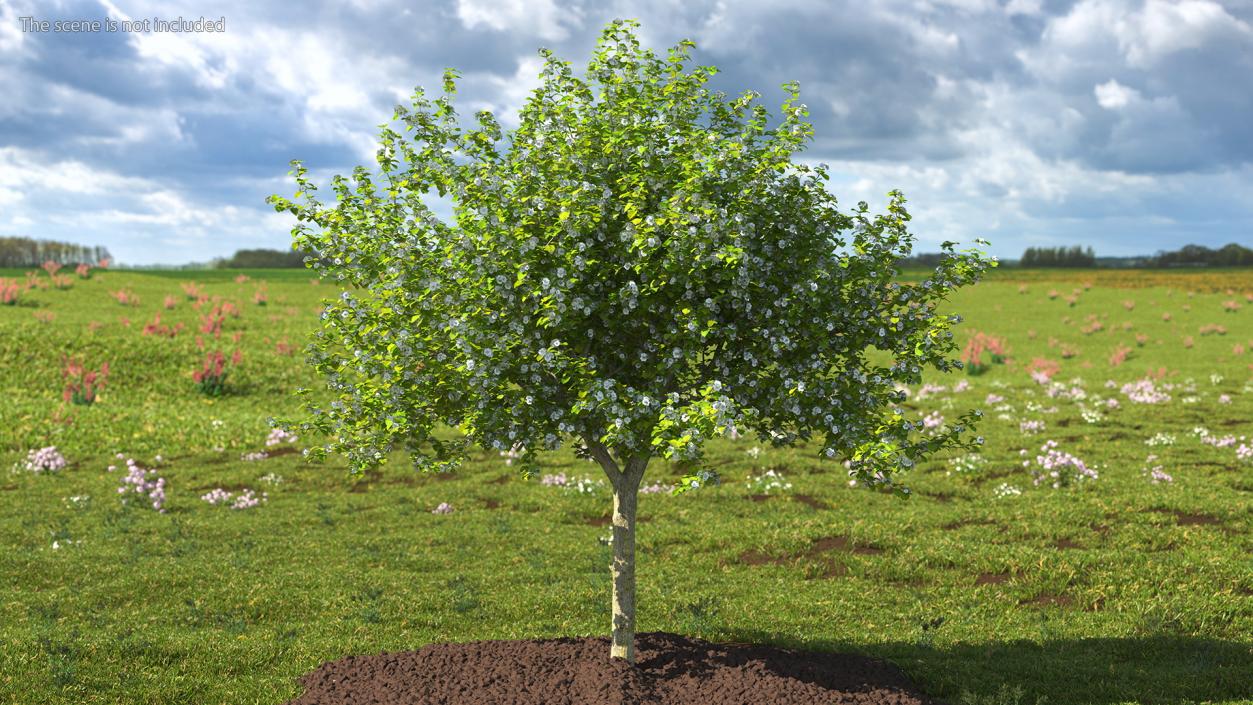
left=0, top=267, right=1250, bottom=704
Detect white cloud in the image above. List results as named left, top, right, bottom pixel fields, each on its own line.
left=0, top=147, right=158, bottom=195
left=0, top=0, right=29, bottom=54
left=455, top=0, right=584, bottom=41
left=1030, top=0, right=1253, bottom=72
left=3, top=0, right=1249, bottom=263
left=1126, top=0, right=1252, bottom=67
left=1094, top=79, right=1139, bottom=109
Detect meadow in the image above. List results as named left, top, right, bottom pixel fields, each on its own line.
left=0, top=265, right=1250, bottom=705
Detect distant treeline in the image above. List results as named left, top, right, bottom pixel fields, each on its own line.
left=1021, top=246, right=1096, bottom=268
left=899, top=246, right=1098, bottom=268
left=215, top=248, right=309, bottom=268
left=1149, top=243, right=1253, bottom=268
left=0, top=236, right=111, bottom=267
left=903, top=242, right=1253, bottom=269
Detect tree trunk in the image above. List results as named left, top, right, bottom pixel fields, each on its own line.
left=586, top=439, right=648, bottom=663
left=609, top=462, right=644, bottom=662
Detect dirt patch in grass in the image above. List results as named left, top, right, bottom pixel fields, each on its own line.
left=1019, top=593, right=1072, bottom=608
left=1053, top=538, right=1083, bottom=550
left=975, top=572, right=1011, bottom=586
left=482, top=498, right=500, bottom=510
left=285, top=631, right=942, bottom=705
left=486, top=475, right=510, bottom=485
left=941, top=518, right=999, bottom=531
left=792, top=494, right=829, bottom=510
left=747, top=494, right=773, bottom=502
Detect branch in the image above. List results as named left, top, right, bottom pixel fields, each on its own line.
left=583, top=434, right=623, bottom=485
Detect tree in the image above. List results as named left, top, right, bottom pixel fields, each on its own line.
left=216, top=248, right=309, bottom=268
left=1018, top=245, right=1094, bottom=268
left=1150, top=243, right=1253, bottom=268
left=0, top=236, right=111, bottom=267
left=268, top=20, right=995, bottom=664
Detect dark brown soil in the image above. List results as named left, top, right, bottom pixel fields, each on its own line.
left=974, top=572, right=1010, bottom=586
left=1053, top=538, right=1083, bottom=550
left=284, top=631, right=942, bottom=705
left=482, top=498, right=500, bottom=509
left=748, top=493, right=773, bottom=502
left=940, top=518, right=998, bottom=531
left=792, top=494, right=830, bottom=510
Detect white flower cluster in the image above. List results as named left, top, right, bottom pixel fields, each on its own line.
left=745, top=469, right=793, bottom=494
left=24, top=446, right=67, bottom=473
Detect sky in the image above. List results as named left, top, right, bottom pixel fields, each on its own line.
left=0, top=0, right=1250, bottom=265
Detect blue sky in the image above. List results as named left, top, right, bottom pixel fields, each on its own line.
left=1, top=0, right=1250, bottom=264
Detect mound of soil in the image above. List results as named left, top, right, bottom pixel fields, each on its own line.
left=286, top=631, right=940, bottom=705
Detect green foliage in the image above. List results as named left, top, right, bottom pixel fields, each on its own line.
left=269, top=20, right=995, bottom=492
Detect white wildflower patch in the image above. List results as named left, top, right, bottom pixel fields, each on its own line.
left=992, top=482, right=1022, bottom=498
left=745, top=469, right=793, bottom=494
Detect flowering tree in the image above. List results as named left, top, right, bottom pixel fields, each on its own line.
left=268, top=20, right=994, bottom=664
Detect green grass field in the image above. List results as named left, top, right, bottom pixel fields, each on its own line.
left=1, top=267, right=1250, bottom=704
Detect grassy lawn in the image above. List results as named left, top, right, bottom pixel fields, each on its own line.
left=1, top=268, right=1250, bottom=704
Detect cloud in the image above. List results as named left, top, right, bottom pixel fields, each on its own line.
left=1094, top=79, right=1138, bottom=109
left=455, top=0, right=585, bottom=41
left=1123, top=0, right=1252, bottom=68
left=0, top=0, right=1249, bottom=263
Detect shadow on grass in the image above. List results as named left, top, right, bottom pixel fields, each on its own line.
left=713, top=628, right=1252, bottom=705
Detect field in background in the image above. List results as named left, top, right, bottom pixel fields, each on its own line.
left=0, top=267, right=1250, bottom=704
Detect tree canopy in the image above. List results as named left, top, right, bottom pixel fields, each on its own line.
left=268, top=19, right=994, bottom=494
